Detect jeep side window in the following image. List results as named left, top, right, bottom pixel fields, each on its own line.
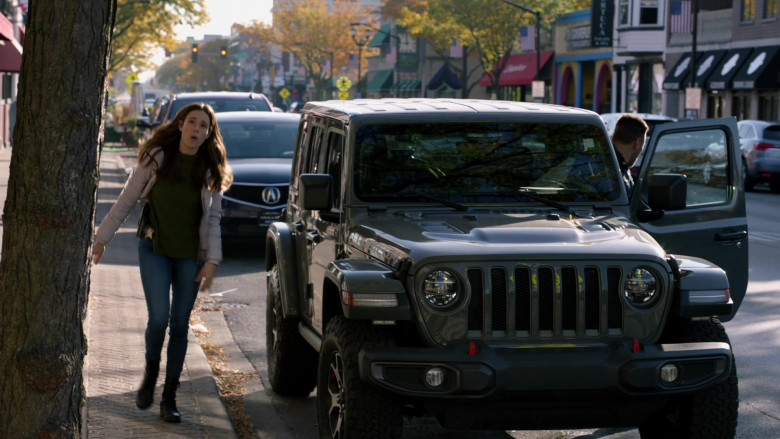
left=304, top=125, right=324, bottom=173
left=322, top=132, right=344, bottom=208
left=646, top=128, right=729, bottom=207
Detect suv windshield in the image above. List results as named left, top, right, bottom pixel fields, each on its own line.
left=354, top=122, right=621, bottom=203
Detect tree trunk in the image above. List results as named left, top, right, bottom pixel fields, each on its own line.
left=0, top=1, right=116, bottom=437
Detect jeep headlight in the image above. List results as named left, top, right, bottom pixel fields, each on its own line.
left=624, top=267, right=658, bottom=307
left=423, top=270, right=461, bottom=308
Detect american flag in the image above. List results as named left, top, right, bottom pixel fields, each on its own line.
left=670, top=1, right=693, bottom=34
left=520, top=26, right=535, bottom=51
left=450, top=40, right=463, bottom=58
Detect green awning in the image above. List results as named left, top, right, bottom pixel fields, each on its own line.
left=368, top=24, right=391, bottom=47
left=402, top=80, right=420, bottom=91
left=367, top=69, right=394, bottom=92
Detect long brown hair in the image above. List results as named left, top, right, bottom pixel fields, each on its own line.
left=138, top=102, right=233, bottom=191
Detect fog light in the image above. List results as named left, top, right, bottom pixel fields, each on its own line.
left=425, top=367, right=445, bottom=387
left=660, top=364, right=680, bottom=383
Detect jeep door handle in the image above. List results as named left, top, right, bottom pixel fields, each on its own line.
left=715, top=230, right=747, bottom=242
left=307, top=231, right=323, bottom=244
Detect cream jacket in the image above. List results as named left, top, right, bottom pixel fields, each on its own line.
left=95, top=147, right=224, bottom=265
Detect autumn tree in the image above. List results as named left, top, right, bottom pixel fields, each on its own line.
left=0, top=1, right=116, bottom=436
left=396, top=0, right=591, bottom=98
left=265, top=0, right=376, bottom=100
left=110, top=0, right=208, bottom=74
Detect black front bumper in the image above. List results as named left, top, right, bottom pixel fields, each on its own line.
left=359, top=339, right=731, bottom=398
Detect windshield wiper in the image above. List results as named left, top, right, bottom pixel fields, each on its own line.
left=386, top=191, right=469, bottom=211
left=469, top=190, right=582, bottom=218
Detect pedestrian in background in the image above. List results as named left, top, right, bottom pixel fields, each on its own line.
left=92, top=102, right=232, bottom=423
left=611, top=113, right=649, bottom=194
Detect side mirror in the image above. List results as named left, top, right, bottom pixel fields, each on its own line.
left=300, top=174, right=331, bottom=210
left=135, top=116, right=152, bottom=128
left=648, top=173, right=687, bottom=211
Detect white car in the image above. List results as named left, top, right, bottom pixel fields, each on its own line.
left=600, top=112, right=678, bottom=136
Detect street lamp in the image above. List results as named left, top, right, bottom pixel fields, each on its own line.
left=350, top=23, right=372, bottom=98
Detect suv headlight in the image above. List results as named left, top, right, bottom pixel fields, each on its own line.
left=423, top=270, right=462, bottom=309
left=624, top=267, right=659, bottom=307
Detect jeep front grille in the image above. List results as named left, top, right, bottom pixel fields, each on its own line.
left=465, top=264, right=625, bottom=339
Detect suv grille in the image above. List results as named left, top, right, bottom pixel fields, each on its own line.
left=464, top=263, right=627, bottom=340
left=224, top=184, right=289, bottom=207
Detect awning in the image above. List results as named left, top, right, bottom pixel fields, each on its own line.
left=427, top=63, right=461, bottom=90
left=0, top=14, right=22, bottom=73
left=733, top=46, right=780, bottom=90
left=706, top=48, right=753, bottom=90
left=662, top=52, right=698, bottom=90
left=692, top=49, right=727, bottom=86
left=399, top=79, right=420, bottom=91
left=367, top=68, right=394, bottom=92
left=368, top=24, right=391, bottom=48
left=479, top=50, right=553, bottom=87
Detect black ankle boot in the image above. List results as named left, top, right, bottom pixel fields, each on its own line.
left=135, top=360, right=159, bottom=409
left=160, top=377, right=181, bottom=423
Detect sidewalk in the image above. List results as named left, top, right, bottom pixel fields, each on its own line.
left=0, top=146, right=237, bottom=438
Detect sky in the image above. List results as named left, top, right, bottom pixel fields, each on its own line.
left=175, top=0, right=273, bottom=40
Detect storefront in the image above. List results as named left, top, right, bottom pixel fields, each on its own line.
left=479, top=51, right=554, bottom=102
left=705, top=48, right=753, bottom=120
left=732, top=46, right=780, bottom=122
left=663, top=50, right=727, bottom=119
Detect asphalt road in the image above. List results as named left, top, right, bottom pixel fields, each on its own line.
left=208, top=185, right=780, bottom=438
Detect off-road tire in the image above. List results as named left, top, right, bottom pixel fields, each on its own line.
left=266, top=265, right=317, bottom=396
left=317, top=316, right=403, bottom=439
left=639, top=317, right=738, bottom=439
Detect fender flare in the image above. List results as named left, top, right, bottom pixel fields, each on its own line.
left=266, top=222, right=300, bottom=318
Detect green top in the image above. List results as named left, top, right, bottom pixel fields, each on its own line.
left=149, top=152, right=202, bottom=259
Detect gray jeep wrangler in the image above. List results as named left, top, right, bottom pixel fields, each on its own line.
left=265, top=99, right=748, bottom=438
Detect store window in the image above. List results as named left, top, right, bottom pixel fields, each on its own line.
left=640, top=0, right=659, bottom=25
left=758, top=94, right=778, bottom=122
left=619, top=0, right=630, bottom=25
left=742, top=0, right=755, bottom=21
left=732, top=94, right=751, bottom=120
left=765, top=0, right=778, bottom=18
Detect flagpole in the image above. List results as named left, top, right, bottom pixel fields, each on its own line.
left=689, top=0, right=698, bottom=88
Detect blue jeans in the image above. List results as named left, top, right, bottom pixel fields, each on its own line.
left=138, top=238, right=200, bottom=380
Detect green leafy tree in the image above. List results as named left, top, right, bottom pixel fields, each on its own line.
left=0, top=0, right=115, bottom=435
left=396, top=0, right=591, bottom=98
left=110, top=0, right=208, bottom=74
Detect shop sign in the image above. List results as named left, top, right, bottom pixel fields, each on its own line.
left=591, top=0, right=614, bottom=47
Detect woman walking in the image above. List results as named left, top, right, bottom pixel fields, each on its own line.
left=92, top=102, right=232, bottom=423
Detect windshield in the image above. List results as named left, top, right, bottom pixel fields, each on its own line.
left=220, top=120, right=298, bottom=159
left=168, top=97, right=271, bottom=122
left=353, top=122, right=621, bottom=203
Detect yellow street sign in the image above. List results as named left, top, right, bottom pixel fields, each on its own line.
left=279, top=88, right=290, bottom=99
left=338, top=91, right=349, bottom=100
left=125, top=72, right=139, bottom=87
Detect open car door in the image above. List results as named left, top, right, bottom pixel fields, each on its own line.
left=630, top=117, right=748, bottom=321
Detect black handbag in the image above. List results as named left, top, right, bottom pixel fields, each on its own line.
left=136, top=202, right=153, bottom=238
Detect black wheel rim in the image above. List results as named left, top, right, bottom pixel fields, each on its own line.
left=326, top=351, right=345, bottom=439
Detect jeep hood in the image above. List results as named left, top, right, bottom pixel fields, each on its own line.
left=347, top=210, right=667, bottom=268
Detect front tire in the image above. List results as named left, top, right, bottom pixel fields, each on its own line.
left=266, top=265, right=317, bottom=396
left=317, top=316, right=402, bottom=439
left=639, top=317, right=738, bottom=439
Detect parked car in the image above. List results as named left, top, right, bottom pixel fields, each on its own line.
left=265, top=99, right=747, bottom=438
left=216, top=111, right=300, bottom=241
left=137, top=91, right=274, bottom=130
left=738, top=119, right=780, bottom=191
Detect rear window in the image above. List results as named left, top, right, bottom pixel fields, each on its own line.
left=168, top=97, right=271, bottom=121
left=763, top=125, right=780, bottom=141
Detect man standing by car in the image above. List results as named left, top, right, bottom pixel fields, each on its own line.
left=611, top=113, right=649, bottom=194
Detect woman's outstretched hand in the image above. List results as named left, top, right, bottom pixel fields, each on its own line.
left=196, top=262, right=217, bottom=291
left=92, top=242, right=105, bottom=265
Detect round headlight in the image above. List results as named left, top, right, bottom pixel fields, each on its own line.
left=423, top=270, right=461, bottom=308
left=624, top=267, right=658, bottom=306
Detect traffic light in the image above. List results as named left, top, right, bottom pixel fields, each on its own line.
left=220, top=46, right=227, bottom=59
left=191, top=44, right=198, bottom=63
